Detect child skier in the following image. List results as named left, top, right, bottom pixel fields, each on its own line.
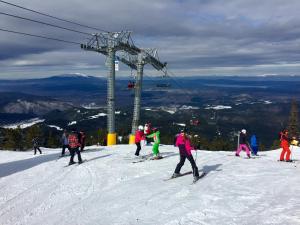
left=279, top=129, right=292, bottom=162
left=172, top=129, right=200, bottom=182
left=250, top=134, right=259, bottom=156
left=68, top=129, right=83, bottom=165
left=147, top=127, right=161, bottom=159
left=236, top=129, right=251, bottom=158
left=135, top=125, right=145, bottom=156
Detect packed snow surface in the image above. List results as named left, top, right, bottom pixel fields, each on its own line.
left=0, top=145, right=300, bottom=225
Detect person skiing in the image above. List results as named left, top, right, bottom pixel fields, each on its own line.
left=250, top=134, right=259, bottom=156
left=144, top=123, right=151, bottom=145
left=32, top=137, right=42, bottom=155
left=79, top=130, right=86, bottom=151
left=147, top=127, right=161, bottom=159
left=172, top=129, right=200, bottom=182
left=68, top=129, right=83, bottom=165
left=236, top=129, right=251, bottom=158
left=61, top=130, right=69, bottom=156
left=134, top=125, right=145, bottom=156
left=279, top=129, right=292, bottom=162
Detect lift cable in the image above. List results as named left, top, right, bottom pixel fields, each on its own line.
left=0, top=11, right=92, bottom=36
left=0, top=28, right=81, bottom=45
left=0, top=0, right=109, bottom=33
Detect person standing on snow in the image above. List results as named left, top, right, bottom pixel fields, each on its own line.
left=61, top=130, right=69, bottom=157
left=32, top=137, right=42, bottom=155
left=172, top=129, right=200, bottom=182
left=250, top=134, right=259, bottom=156
left=79, top=130, right=86, bottom=151
left=135, top=125, right=145, bottom=156
left=236, top=129, right=251, bottom=158
left=68, top=129, right=83, bottom=165
left=147, top=127, right=161, bottom=159
left=279, top=129, right=292, bottom=162
left=144, top=123, right=151, bottom=145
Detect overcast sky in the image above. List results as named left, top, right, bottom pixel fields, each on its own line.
left=1, top=0, right=300, bottom=79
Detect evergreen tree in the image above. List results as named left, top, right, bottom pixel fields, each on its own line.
left=3, top=127, right=24, bottom=150
left=288, top=100, right=299, bottom=138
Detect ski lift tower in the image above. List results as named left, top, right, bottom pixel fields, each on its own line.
left=127, top=49, right=167, bottom=144
left=81, top=31, right=141, bottom=145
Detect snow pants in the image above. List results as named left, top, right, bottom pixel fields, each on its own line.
left=34, top=146, right=42, bottom=155
left=152, top=143, right=159, bottom=156
left=69, top=147, right=82, bottom=163
left=135, top=142, right=141, bottom=156
left=280, top=144, right=291, bottom=161
left=175, top=144, right=199, bottom=177
left=61, top=145, right=69, bottom=156
left=236, top=144, right=250, bottom=156
left=175, top=154, right=199, bottom=177
left=251, top=146, right=258, bottom=155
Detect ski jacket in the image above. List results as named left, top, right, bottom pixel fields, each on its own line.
left=147, top=131, right=160, bottom=144
left=250, top=135, right=257, bottom=147
left=135, top=130, right=145, bottom=143
left=239, top=133, right=247, bottom=144
left=175, top=134, right=194, bottom=156
left=68, top=133, right=80, bottom=148
left=61, top=133, right=69, bottom=145
left=80, top=132, right=86, bottom=145
left=32, top=138, right=39, bottom=147
left=144, top=124, right=151, bottom=135
left=280, top=132, right=289, bottom=147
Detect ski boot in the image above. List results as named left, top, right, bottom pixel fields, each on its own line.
left=171, top=173, right=181, bottom=178
left=193, top=175, right=200, bottom=183
left=235, top=153, right=240, bottom=157
left=247, top=154, right=251, bottom=158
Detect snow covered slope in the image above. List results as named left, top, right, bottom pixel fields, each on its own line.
left=0, top=145, right=300, bottom=225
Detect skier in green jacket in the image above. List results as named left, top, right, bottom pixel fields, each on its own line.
left=147, top=128, right=162, bottom=159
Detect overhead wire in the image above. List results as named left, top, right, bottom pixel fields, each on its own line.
left=0, top=12, right=92, bottom=36
left=0, top=28, right=81, bottom=45
left=0, top=0, right=109, bottom=33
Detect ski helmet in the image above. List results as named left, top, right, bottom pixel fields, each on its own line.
left=241, top=129, right=246, bottom=134
left=138, top=125, right=144, bottom=130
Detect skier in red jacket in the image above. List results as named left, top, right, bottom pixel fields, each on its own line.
left=279, top=129, right=292, bottom=162
left=68, top=129, right=83, bottom=165
left=135, top=125, right=145, bottom=156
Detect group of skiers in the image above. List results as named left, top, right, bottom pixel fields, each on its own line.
left=60, top=129, right=86, bottom=165
left=134, top=124, right=298, bottom=182
left=134, top=123, right=162, bottom=159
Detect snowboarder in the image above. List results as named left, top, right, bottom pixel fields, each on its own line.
left=135, top=125, right=145, bottom=156
left=279, top=129, right=292, bottom=162
left=32, top=137, right=42, bottom=155
left=146, top=127, right=161, bottom=159
left=172, top=129, right=200, bottom=182
left=61, top=130, right=69, bottom=156
left=250, top=134, right=259, bottom=156
left=79, top=130, right=86, bottom=151
left=236, top=129, right=251, bottom=158
left=68, top=129, right=83, bottom=165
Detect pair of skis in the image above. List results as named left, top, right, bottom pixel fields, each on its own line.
left=164, top=171, right=207, bottom=184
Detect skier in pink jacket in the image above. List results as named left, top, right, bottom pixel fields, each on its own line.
left=172, top=129, right=200, bottom=181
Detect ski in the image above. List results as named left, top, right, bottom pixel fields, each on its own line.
left=163, top=171, right=193, bottom=181
left=64, top=159, right=87, bottom=167
left=191, top=172, right=207, bottom=184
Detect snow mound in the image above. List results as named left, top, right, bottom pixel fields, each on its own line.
left=0, top=146, right=300, bottom=225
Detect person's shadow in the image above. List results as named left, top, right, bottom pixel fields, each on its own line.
left=0, top=153, right=59, bottom=178
left=0, top=152, right=113, bottom=178
left=201, top=163, right=222, bottom=175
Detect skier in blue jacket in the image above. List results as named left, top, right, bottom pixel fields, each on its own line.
left=250, top=134, right=259, bottom=156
